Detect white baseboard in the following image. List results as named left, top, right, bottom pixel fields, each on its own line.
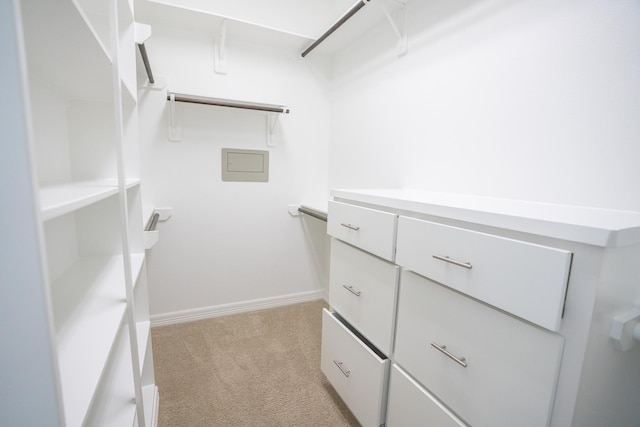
left=150, top=289, right=325, bottom=327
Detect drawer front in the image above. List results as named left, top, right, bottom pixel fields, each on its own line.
left=387, top=364, right=467, bottom=427
left=396, top=216, right=572, bottom=331
left=394, top=271, right=564, bottom=427
left=327, top=201, right=398, bottom=261
left=321, top=309, right=390, bottom=427
left=330, top=239, right=399, bottom=355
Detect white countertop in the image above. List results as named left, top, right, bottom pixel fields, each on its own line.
left=331, top=189, right=640, bottom=248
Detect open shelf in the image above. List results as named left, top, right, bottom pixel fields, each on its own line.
left=40, top=181, right=119, bottom=221
left=135, top=0, right=311, bottom=50
left=75, top=0, right=112, bottom=58
left=13, top=0, right=158, bottom=424
left=84, top=322, right=137, bottom=427
left=40, top=179, right=141, bottom=221
left=135, top=0, right=406, bottom=57
left=40, top=179, right=140, bottom=221
left=51, top=256, right=128, bottom=427
left=20, top=0, right=112, bottom=101
left=141, top=384, right=160, bottom=427
left=131, top=253, right=146, bottom=284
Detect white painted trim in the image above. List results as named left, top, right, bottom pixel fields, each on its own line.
left=321, top=288, right=329, bottom=303
left=150, top=290, right=325, bottom=327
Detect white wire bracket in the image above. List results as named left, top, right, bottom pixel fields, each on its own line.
left=168, top=93, right=182, bottom=142
left=214, top=19, right=228, bottom=75
left=266, top=113, right=280, bottom=147
left=376, top=0, right=408, bottom=56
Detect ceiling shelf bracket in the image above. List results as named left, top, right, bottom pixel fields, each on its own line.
left=214, top=19, right=228, bottom=75
left=376, top=0, right=408, bottom=56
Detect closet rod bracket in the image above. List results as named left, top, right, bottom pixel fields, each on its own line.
left=168, top=93, right=182, bottom=142
left=267, top=113, right=280, bottom=147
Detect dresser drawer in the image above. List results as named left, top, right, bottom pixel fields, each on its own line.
left=327, top=201, right=398, bottom=261
left=387, top=364, right=467, bottom=427
left=329, top=239, right=399, bottom=355
left=321, top=309, right=390, bottom=427
left=396, top=217, right=572, bottom=331
left=394, top=271, right=564, bottom=427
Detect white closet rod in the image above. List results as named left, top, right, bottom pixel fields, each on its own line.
left=301, top=0, right=370, bottom=57
left=166, top=92, right=290, bottom=114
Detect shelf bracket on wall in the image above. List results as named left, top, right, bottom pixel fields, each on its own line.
left=214, top=19, right=228, bottom=75
left=266, top=113, right=279, bottom=147
left=168, top=93, right=182, bottom=141
left=376, top=0, right=408, bottom=56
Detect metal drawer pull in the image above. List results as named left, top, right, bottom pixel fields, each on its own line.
left=432, top=254, right=472, bottom=269
left=343, top=285, right=362, bottom=296
left=333, top=360, right=351, bottom=377
left=340, top=223, right=360, bottom=231
left=430, top=342, right=468, bottom=368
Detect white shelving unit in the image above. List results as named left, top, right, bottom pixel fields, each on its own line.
left=2, top=0, right=158, bottom=425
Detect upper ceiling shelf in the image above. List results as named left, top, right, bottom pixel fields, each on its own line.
left=302, top=0, right=407, bottom=57
left=134, top=0, right=407, bottom=56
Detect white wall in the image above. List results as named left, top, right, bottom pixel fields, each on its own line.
left=140, top=0, right=640, bottom=318
left=330, top=0, right=640, bottom=211
left=137, top=23, right=331, bottom=318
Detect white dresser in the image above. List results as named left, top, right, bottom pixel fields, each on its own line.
left=321, top=189, right=640, bottom=427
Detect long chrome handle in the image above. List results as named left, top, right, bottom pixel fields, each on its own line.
left=340, top=223, right=360, bottom=231
left=432, top=254, right=472, bottom=269
left=343, top=285, right=362, bottom=297
left=333, top=360, right=350, bottom=377
left=430, top=342, right=468, bottom=368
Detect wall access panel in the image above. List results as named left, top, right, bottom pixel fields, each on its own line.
left=221, top=148, right=269, bottom=182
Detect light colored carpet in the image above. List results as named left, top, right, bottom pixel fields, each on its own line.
left=151, top=300, right=361, bottom=426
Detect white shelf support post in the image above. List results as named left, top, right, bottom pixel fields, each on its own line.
left=168, top=93, right=182, bottom=142
left=214, top=19, right=228, bottom=75
left=376, top=0, right=408, bottom=56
